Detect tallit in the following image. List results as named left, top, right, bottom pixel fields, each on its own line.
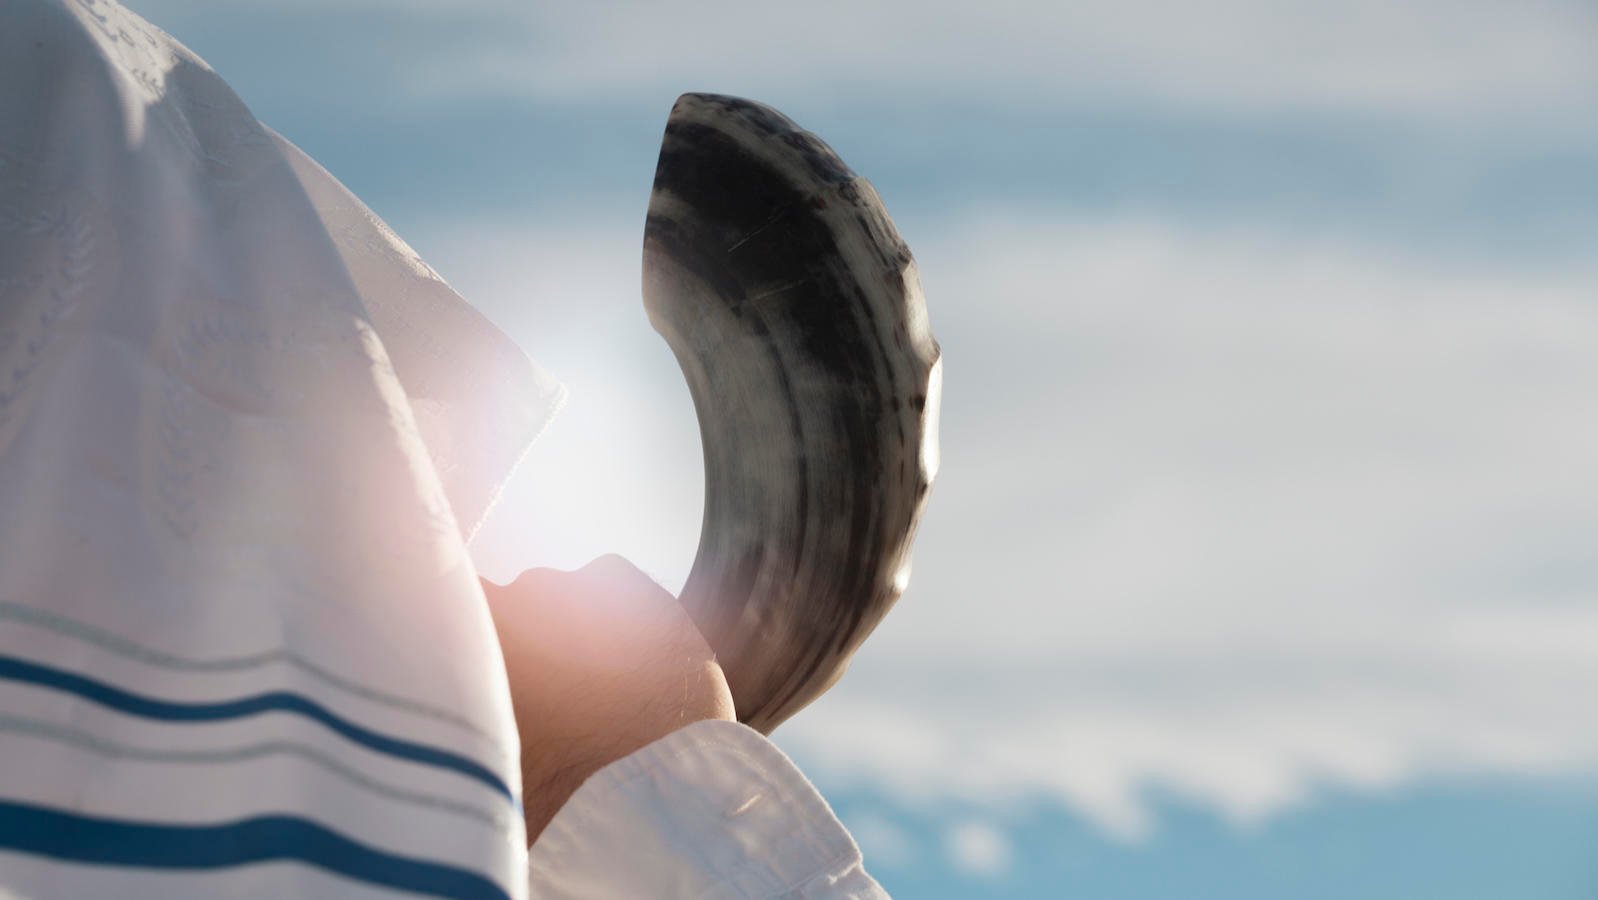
left=0, top=0, right=564, bottom=896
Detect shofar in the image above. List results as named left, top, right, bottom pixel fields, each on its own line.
left=643, top=93, right=942, bottom=733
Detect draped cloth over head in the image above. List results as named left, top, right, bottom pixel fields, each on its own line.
left=0, top=0, right=565, bottom=896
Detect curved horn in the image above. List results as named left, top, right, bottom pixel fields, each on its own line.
left=642, top=93, right=942, bottom=733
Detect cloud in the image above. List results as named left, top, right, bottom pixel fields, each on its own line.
left=784, top=639, right=1598, bottom=840
left=123, top=0, right=1598, bottom=271
left=846, top=813, right=920, bottom=871
left=869, top=215, right=1598, bottom=658
left=432, top=211, right=1598, bottom=839
left=946, top=821, right=1014, bottom=877
left=778, top=216, right=1598, bottom=838
left=130, top=0, right=1598, bottom=122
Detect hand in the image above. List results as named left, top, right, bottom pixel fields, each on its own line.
left=482, top=555, right=736, bottom=844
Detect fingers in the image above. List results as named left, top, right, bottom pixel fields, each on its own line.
left=492, top=556, right=715, bottom=670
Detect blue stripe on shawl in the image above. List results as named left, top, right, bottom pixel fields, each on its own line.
left=0, top=798, right=511, bottom=899
left=0, top=654, right=514, bottom=804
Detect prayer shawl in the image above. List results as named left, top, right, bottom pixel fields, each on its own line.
left=0, top=0, right=565, bottom=896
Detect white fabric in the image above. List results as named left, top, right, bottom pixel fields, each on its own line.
left=533, top=721, right=887, bottom=899
left=0, top=1, right=881, bottom=898
left=0, top=0, right=562, bottom=896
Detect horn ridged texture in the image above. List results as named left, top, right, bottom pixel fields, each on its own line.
left=643, top=93, right=942, bottom=733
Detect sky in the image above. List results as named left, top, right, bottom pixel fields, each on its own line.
left=125, top=0, right=1598, bottom=895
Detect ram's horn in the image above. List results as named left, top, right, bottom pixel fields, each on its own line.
left=642, top=93, right=942, bottom=733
